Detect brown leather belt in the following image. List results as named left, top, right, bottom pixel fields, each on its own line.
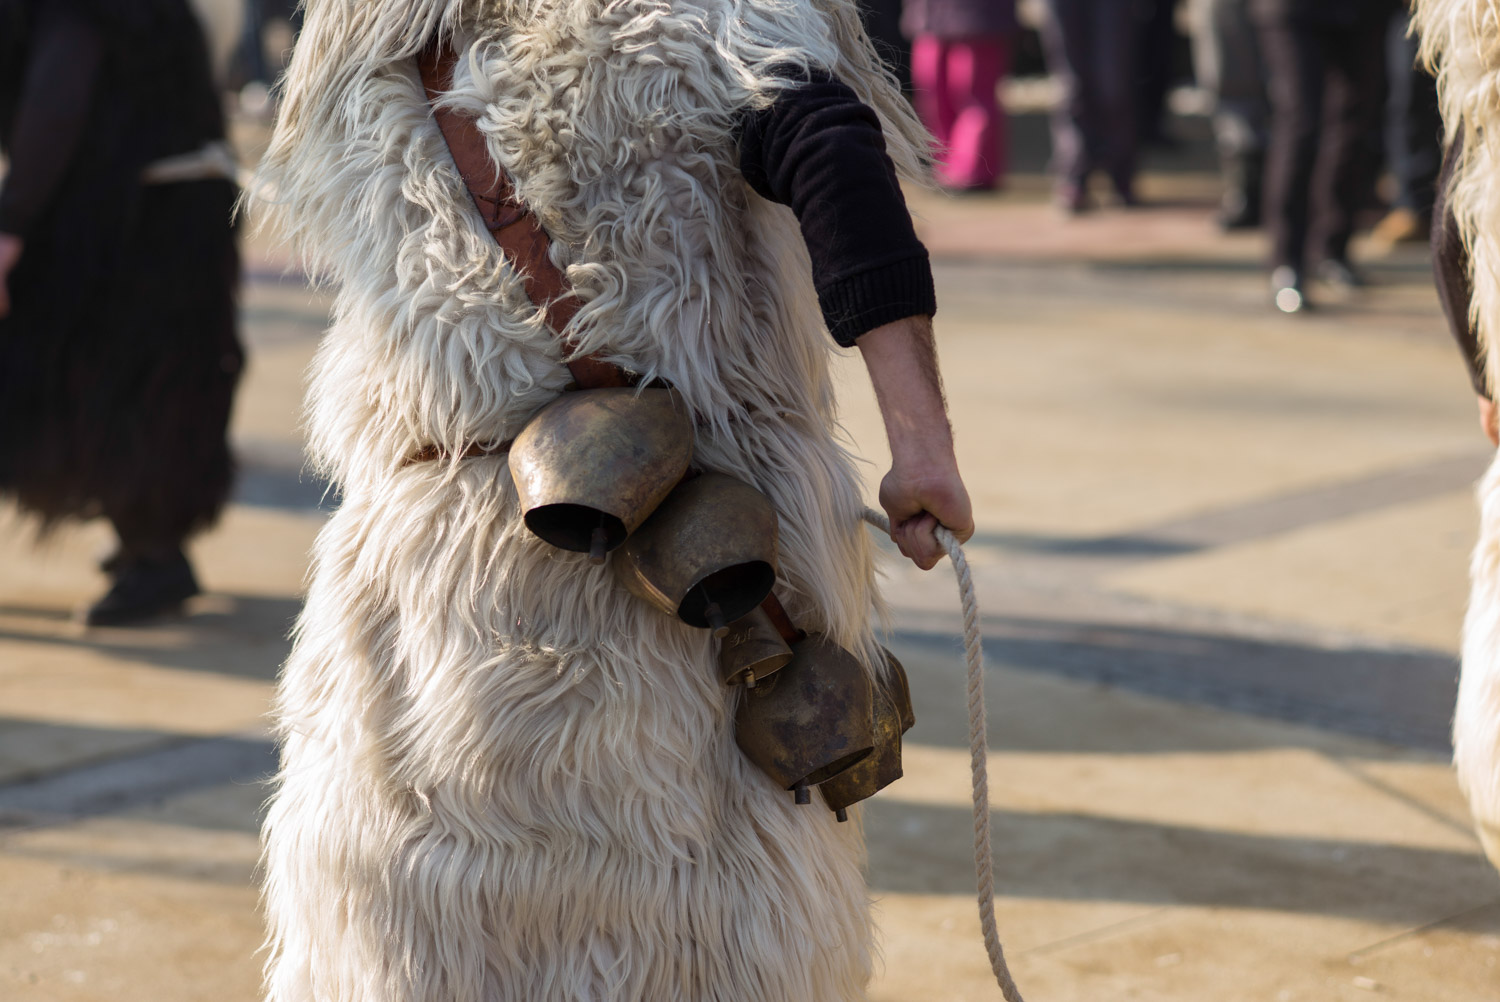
left=414, top=42, right=802, bottom=645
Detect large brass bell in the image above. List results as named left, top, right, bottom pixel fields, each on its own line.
left=616, top=472, right=779, bottom=633
left=717, top=606, right=795, bottom=688
left=820, top=647, right=915, bottom=821
left=735, top=633, right=875, bottom=805
left=509, top=387, right=694, bottom=563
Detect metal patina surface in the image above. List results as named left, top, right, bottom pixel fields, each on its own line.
left=820, top=648, right=915, bottom=815
left=735, top=633, right=875, bottom=794
left=718, top=606, right=795, bottom=687
left=616, top=472, right=779, bottom=629
left=509, top=387, right=694, bottom=555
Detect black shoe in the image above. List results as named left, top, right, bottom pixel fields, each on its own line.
left=1316, top=257, right=1365, bottom=290
left=1271, top=266, right=1310, bottom=314
left=1055, top=182, right=1094, bottom=216
left=83, top=551, right=201, bottom=627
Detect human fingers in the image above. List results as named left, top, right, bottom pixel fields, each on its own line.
left=893, top=511, right=943, bottom=570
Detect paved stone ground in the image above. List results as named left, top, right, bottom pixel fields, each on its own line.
left=3, top=110, right=1499, bottom=1001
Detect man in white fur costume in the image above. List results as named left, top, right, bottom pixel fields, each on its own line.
left=1416, top=0, right=1500, bottom=871
left=254, top=0, right=974, bottom=998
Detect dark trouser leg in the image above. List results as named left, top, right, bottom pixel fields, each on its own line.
left=1135, top=0, right=1177, bottom=144
left=1041, top=0, right=1095, bottom=188
left=1386, top=14, right=1442, bottom=215
left=107, top=507, right=190, bottom=567
left=1093, top=0, right=1139, bottom=198
left=1314, top=18, right=1387, bottom=264
left=1258, top=21, right=1326, bottom=272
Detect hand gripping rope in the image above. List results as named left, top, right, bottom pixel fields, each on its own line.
left=861, top=509, right=1025, bottom=1002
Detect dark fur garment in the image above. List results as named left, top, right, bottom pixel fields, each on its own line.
left=0, top=0, right=242, bottom=542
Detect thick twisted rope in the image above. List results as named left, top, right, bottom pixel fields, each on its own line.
left=862, top=508, right=1024, bottom=1002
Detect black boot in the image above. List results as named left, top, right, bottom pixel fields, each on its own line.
left=83, top=549, right=201, bottom=626
left=1218, top=151, right=1263, bottom=231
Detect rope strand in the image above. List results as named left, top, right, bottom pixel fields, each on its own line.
left=862, top=508, right=1024, bottom=1002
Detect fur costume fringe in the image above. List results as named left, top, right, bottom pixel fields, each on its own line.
left=1416, top=0, right=1500, bottom=870
left=253, top=1, right=929, bottom=999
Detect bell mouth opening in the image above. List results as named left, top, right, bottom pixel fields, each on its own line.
left=525, top=504, right=629, bottom=555
left=678, top=561, right=777, bottom=630
left=797, top=747, right=873, bottom=789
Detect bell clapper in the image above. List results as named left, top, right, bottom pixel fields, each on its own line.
left=702, top=591, right=728, bottom=638
left=835, top=808, right=848, bottom=823
left=793, top=781, right=810, bottom=806
left=744, top=669, right=757, bottom=689
left=588, top=523, right=608, bottom=566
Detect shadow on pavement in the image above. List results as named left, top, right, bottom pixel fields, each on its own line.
left=866, top=798, right=1500, bottom=925
left=897, top=620, right=1457, bottom=755
left=0, top=728, right=273, bottom=834
left=0, top=593, right=301, bottom=683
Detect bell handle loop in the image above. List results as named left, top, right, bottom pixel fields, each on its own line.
left=860, top=508, right=1025, bottom=1002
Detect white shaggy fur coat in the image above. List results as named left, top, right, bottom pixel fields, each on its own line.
left=1417, top=0, right=1500, bottom=869
left=253, top=1, right=930, bottom=999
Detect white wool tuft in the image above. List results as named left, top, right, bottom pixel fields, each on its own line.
left=1415, top=0, right=1500, bottom=871
left=1459, top=451, right=1500, bottom=870
left=253, top=0, right=924, bottom=998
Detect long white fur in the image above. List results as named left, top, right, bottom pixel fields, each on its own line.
left=252, top=0, right=931, bottom=998
left=1416, top=0, right=1500, bottom=869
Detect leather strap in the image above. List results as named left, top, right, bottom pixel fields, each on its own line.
left=417, top=44, right=631, bottom=390
left=416, top=43, right=801, bottom=645
left=759, top=593, right=804, bottom=645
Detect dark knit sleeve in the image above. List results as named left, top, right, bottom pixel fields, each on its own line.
left=1432, top=133, right=1487, bottom=398
left=0, top=2, right=105, bottom=238
left=736, top=70, right=936, bottom=347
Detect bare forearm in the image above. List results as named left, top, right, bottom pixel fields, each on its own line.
left=857, top=314, right=973, bottom=569
left=857, top=315, right=955, bottom=462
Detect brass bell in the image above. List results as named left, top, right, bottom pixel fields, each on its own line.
left=820, top=647, right=915, bottom=821
left=509, top=387, right=694, bottom=563
left=717, top=606, right=794, bottom=688
left=884, top=646, right=916, bottom=733
left=615, top=472, right=779, bottom=633
left=734, top=633, right=875, bottom=804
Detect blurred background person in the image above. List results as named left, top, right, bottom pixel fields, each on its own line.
left=1038, top=0, right=1139, bottom=212
left=0, top=0, right=243, bottom=625
left=902, top=0, right=1016, bottom=191
left=1369, top=2, right=1441, bottom=251
left=1252, top=0, right=1394, bottom=313
left=1190, top=0, right=1270, bottom=230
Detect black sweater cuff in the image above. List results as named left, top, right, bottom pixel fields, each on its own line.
left=736, top=70, right=937, bottom=348
left=818, top=252, right=937, bottom=347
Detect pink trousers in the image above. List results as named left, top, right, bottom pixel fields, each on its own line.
left=911, top=34, right=1010, bottom=190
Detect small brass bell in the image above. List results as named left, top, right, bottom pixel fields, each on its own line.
left=820, top=647, right=915, bottom=821
left=717, top=606, right=795, bottom=688
left=735, top=633, right=875, bottom=801
left=616, top=472, right=779, bottom=633
left=509, top=387, right=694, bottom=563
